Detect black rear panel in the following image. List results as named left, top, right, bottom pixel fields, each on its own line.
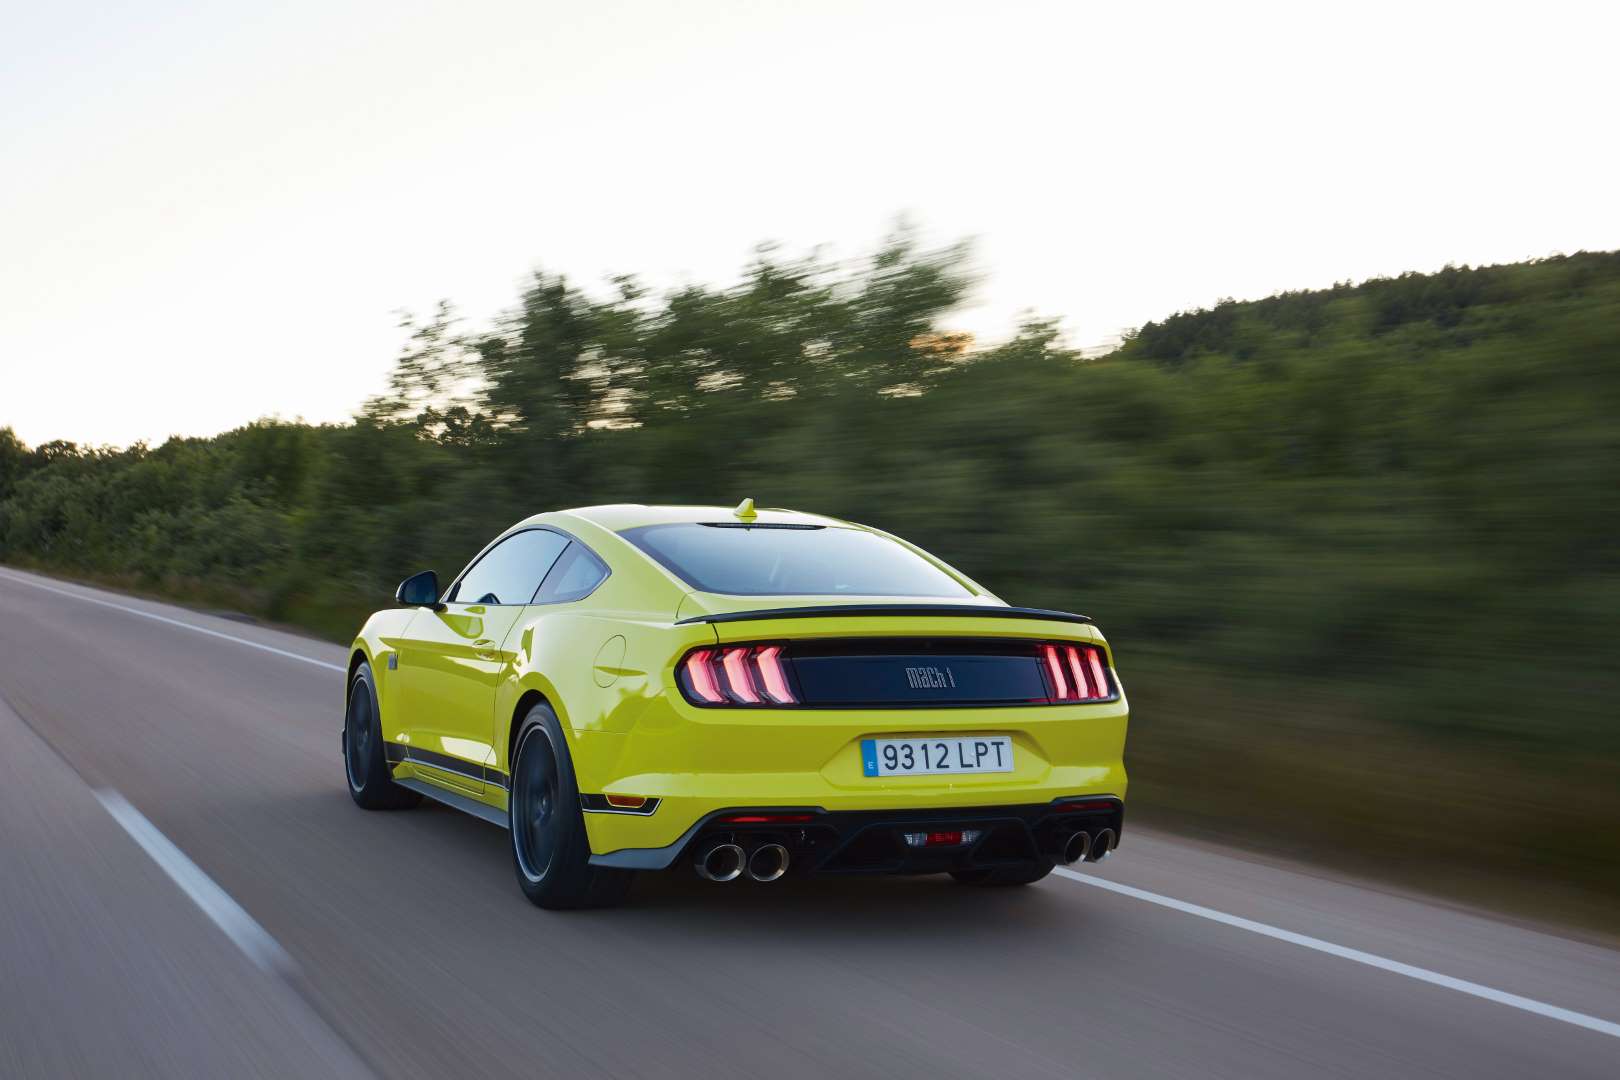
left=788, top=638, right=1051, bottom=707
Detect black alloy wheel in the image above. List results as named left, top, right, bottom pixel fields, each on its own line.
left=344, top=661, right=421, bottom=810
left=508, top=702, right=633, bottom=909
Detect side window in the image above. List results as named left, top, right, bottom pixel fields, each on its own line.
left=535, top=542, right=610, bottom=604
left=451, top=530, right=569, bottom=605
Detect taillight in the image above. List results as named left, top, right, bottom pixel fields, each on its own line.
left=679, top=645, right=800, bottom=707
left=1040, top=644, right=1114, bottom=702
left=679, top=640, right=1112, bottom=707
left=681, top=649, right=726, bottom=704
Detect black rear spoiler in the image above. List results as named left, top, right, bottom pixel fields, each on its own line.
left=676, top=603, right=1092, bottom=626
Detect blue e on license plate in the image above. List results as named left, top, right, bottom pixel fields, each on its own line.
left=861, top=735, right=1014, bottom=777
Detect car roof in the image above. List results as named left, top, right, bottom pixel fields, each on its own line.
left=530, top=503, right=858, bottom=533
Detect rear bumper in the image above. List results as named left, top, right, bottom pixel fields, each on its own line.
left=554, top=607, right=1128, bottom=876
left=574, top=681, right=1129, bottom=855
left=590, top=795, right=1124, bottom=873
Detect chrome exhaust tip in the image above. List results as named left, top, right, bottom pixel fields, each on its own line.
left=695, top=841, right=745, bottom=882
left=1059, top=831, right=1091, bottom=865
left=1085, top=828, right=1116, bottom=863
left=746, top=843, right=790, bottom=882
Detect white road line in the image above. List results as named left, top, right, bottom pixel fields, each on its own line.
left=1055, top=867, right=1620, bottom=1041
left=95, top=788, right=295, bottom=975
left=0, top=570, right=345, bottom=673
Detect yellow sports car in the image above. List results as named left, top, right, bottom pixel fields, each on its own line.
left=344, top=501, right=1128, bottom=908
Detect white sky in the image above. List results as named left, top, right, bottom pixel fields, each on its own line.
left=2, top=0, right=1615, bottom=448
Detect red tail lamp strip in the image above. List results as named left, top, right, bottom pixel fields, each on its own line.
left=682, top=648, right=725, bottom=704
left=1064, top=645, right=1090, bottom=698
left=720, top=647, right=762, bottom=703
left=1086, top=647, right=1110, bottom=698
left=1042, top=645, right=1070, bottom=699
left=754, top=646, right=794, bottom=704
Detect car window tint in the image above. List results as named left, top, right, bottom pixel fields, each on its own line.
left=536, top=542, right=610, bottom=604
left=452, top=530, right=569, bottom=605
left=620, top=524, right=973, bottom=597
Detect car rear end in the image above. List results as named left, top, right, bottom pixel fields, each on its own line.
left=584, top=605, right=1128, bottom=881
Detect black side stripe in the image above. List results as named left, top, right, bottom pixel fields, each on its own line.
left=385, top=742, right=509, bottom=790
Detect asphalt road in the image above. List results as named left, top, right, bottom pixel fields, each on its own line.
left=1, top=566, right=1616, bottom=1079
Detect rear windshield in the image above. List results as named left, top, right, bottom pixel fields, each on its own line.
left=621, top=524, right=974, bottom=597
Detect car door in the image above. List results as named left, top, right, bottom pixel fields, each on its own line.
left=395, top=528, right=570, bottom=795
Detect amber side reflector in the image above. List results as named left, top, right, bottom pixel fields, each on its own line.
left=605, top=794, right=649, bottom=809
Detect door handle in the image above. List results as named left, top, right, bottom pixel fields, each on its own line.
left=473, top=638, right=500, bottom=660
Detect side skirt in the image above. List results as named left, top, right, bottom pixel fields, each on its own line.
left=394, top=776, right=509, bottom=829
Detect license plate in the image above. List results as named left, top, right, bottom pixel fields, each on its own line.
left=861, top=735, right=1014, bottom=777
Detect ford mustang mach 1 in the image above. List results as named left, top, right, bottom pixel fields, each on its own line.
left=343, top=501, right=1128, bottom=908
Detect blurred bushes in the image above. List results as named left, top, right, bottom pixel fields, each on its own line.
left=4, top=240, right=1618, bottom=922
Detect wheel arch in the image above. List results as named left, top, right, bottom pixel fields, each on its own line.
left=344, top=646, right=377, bottom=725
left=346, top=647, right=369, bottom=699
left=507, top=681, right=572, bottom=776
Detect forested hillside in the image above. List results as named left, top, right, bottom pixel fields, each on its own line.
left=4, top=242, right=1617, bottom=923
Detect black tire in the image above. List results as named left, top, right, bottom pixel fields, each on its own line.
left=509, top=703, right=634, bottom=910
left=949, top=860, right=1056, bottom=887
left=345, top=661, right=422, bottom=810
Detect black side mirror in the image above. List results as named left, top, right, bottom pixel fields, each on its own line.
left=395, top=570, right=443, bottom=609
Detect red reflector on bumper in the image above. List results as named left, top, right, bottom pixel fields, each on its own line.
left=902, top=829, right=982, bottom=847
left=718, top=813, right=816, bottom=825
left=1053, top=800, right=1116, bottom=813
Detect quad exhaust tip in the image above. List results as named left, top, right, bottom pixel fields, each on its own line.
left=695, top=841, right=745, bottom=882
left=1085, top=828, right=1116, bottom=863
left=747, top=843, right=790, bottom=882
left=1059, top=831, right=1091, bottom=865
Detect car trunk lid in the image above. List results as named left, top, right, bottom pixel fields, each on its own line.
left=675, top=594, right=1109, bottom=708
